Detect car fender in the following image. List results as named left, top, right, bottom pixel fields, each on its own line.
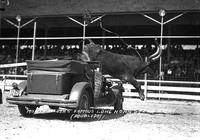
left=18, top=80, right=27, bottom=96
left=18, top=80, right=27, bottom=91
left=69, top=82, right=93, bottom=105
left=111, top=85, right=124, bottom=101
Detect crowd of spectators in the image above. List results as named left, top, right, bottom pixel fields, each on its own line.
left=163, top=45, right=200, bottom=81
left=0, top=44, right=200, bottom=81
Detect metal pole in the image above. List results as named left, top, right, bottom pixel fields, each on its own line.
left=0, top=11, right=1, bottom=38
left=15, top=21, right=20, bottom=75
left=32, top=22, right=37, bottom=60
left=82, top=20, right=86, bottom=51
left=159, top=16, right=164, bottom=100
left=144, top=57, right=148, bottom=100
left=3, top=75, right=6, bottom=96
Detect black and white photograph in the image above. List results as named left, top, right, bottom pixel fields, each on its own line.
left=0, top=0, right=200, bottom=140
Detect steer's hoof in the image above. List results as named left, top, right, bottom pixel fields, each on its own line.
left=139, top=94, right=145, bottom=101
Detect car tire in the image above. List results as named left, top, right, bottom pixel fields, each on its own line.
left=113, top=88, right=123, bottom=110
left=114, top=97, right=123, bottom=110
left=18, top=105, right=37, bottom=117
left=77, top=90, right=91, bottom=110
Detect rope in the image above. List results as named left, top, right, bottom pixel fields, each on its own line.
left=99, top=19, right=143, bottom=61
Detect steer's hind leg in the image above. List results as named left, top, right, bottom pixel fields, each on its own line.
left=128, top=77, right=145, bottom=101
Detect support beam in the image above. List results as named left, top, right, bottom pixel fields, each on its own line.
left=32, top=22, right=37, bottom=60
left=1, top=35, right=200, bottom=40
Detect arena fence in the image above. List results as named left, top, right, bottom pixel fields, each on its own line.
left=1, top=74, right=200, bottom=102
left=104, top=75, right=200, bottom=101
left=123, top=80, right=200, bottom=101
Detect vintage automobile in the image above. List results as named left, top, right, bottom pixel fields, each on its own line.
left=6, top=60, right=124, bottom=117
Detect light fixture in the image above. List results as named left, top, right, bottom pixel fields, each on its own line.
left=7, top=0, right=10, bottom=6
left=16, top=15, right=21, bottom=22
left=159, top=9, right=166, bottom=17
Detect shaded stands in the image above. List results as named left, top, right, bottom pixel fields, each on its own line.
left=0, top=43, right=200, bottom=82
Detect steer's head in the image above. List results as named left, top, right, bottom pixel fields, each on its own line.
left=81, top=40, right=102, bottom=61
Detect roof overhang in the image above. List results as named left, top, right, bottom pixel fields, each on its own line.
left=1, top=0, right=200, bottom=18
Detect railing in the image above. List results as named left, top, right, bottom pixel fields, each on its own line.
left=124, top=79, right=200, bottom=101
left=1, top=74, right=200, bottom=101
left=0, top=74, right=27, bottom=93
left=105, top=74, right=200, bottom=101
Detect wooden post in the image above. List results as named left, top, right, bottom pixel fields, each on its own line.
left=159, top=15, right=164, bottom=101
left=82, top=20, right=86, bottom=51
left=32, top=22, right=37, bottom=60
left=44, top=26, right=48, bottom=59
left=144, top=57, right=148, bottom=100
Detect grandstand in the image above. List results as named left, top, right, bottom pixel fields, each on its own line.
left=0, top=0, right=200, bottom=81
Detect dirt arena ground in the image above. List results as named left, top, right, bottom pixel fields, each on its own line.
left=1, top=92, right=200, bottom=140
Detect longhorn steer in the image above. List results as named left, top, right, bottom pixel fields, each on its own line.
left=81, top=40, right=161, bottom=100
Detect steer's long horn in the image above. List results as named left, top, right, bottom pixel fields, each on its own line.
left=148, top=39, right=162, bottom=62
left=81, top=51, right=91, bottom=61
left=85, top=38, right=95, bottom=45
left=149, top=39, right=160, bottom=59
left=151, top=47, right=162, bottom=61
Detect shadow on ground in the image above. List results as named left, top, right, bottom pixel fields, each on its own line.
left=30, top=108, right=127, bottom=122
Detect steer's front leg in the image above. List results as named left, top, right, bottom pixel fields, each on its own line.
left=128, top=77, right=145, bottom=101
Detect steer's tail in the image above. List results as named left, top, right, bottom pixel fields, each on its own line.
left=147, top=39, right=162, bottom=63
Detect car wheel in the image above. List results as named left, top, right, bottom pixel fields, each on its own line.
left=18, top=105, right=37, bottom=117
left=114, top=97, right=123, bottom=110
left=78, top=91, right=91, bottom=110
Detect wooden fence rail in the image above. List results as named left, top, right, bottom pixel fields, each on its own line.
left=123, top=79, right=200, bottom=101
